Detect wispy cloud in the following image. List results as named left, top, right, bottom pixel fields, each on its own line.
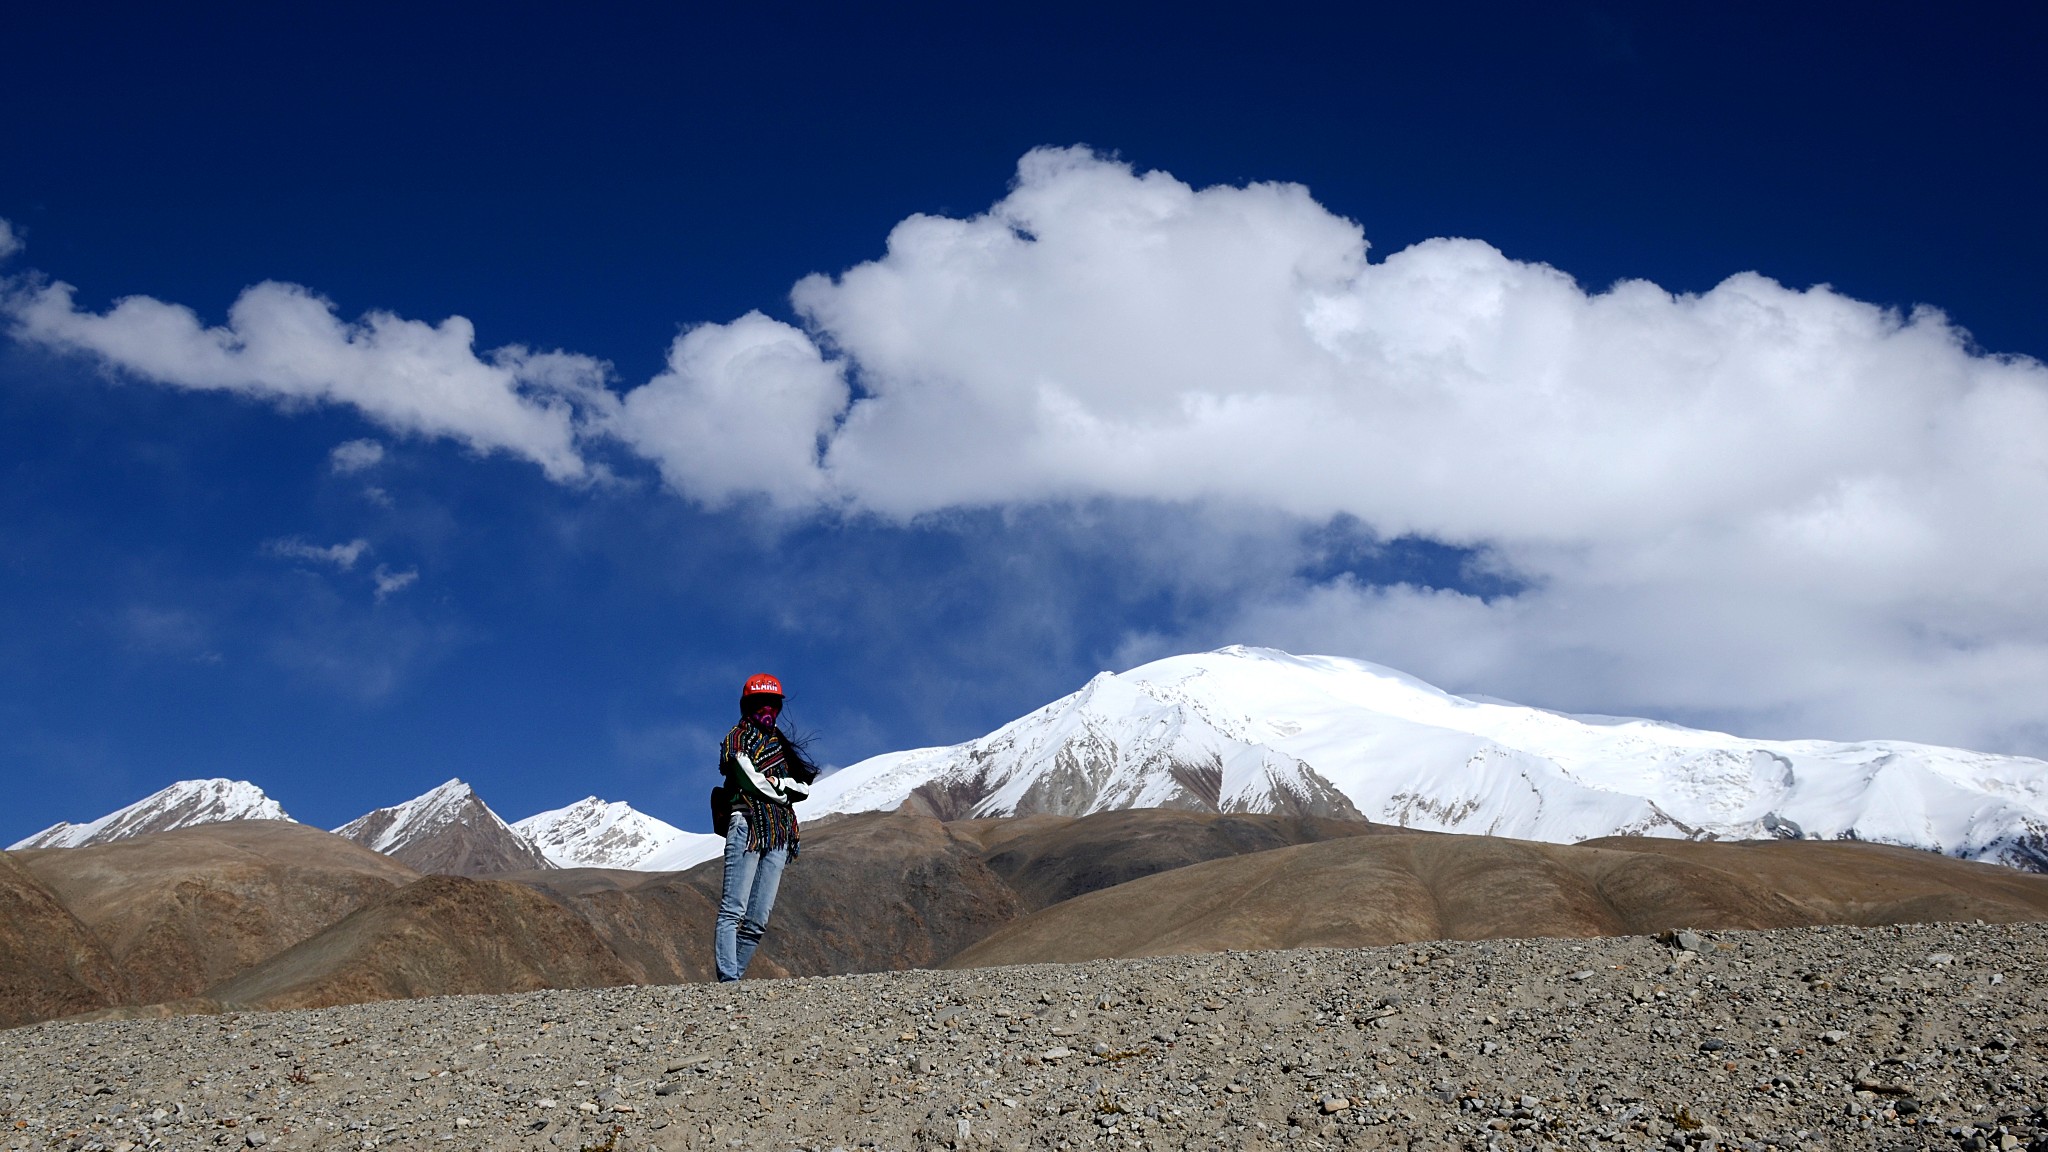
left=0, top=218, right=20, bottom=262
left=267, top=537, right=371, bottom=570
left=115, top=604, right=221, bottom=665
left=329, top=438, right=385, bottom=474
left=372, top=565, right=418, bottom=602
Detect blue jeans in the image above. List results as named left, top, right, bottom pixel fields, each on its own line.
left=714, top=811, right=788, bottom=982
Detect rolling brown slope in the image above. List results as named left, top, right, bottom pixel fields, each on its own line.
left=960, top=808, right=1390, bottom=911
left=1574, top=835, right=2048, bottom=924
left=18, top=810, right=2048, bottom=1029
left=0, top=851, right=124, bottom=1027
left=12, top=820, right=419, bottom=1004
left=200, top=874, right=638, bottom=1011
left=945, top=832, right=2048, bottom=968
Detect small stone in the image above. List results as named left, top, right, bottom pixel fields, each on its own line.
left=1089, top=1041, right=1112, bottom=1056
left=1675, top=929, right=1705, bottom=952
left=535, top=1098, right=557, bottom=1109
left=576, top=1101, right=599, bottom=1114
left=244, top=1134, right=267, bottom=1149
left=1700, top=1038, right=1726, bottom=1052
left=1821, top=1030, right=1849, bottom=1045
left=1319, top=1095, right=1350, bottom=1114
left=1570, top=970, right=1595, bottom=981
left=1042, top=1047, right=1074, bottom=1060
left=654, top=1082, right=680, bottom=1096
left=409, top=1071, right=432, bottom=1082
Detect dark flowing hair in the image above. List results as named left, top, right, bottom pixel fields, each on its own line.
left=775, top=723, right=823, bottom=785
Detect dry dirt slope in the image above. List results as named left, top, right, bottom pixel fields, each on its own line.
left=949, top=832, right=2048, bottom=968
left=11, top=811, right=2048, bottom=1032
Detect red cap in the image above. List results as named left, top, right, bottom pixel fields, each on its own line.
left=741, top=673, right=784, bottom=700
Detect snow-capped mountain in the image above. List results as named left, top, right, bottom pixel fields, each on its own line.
left=513, top=797, right=724, bottom=871
left=802, top=646, right=2048, bottom=870
left=9, top=778, right=292, bottom=850
left=333, top=778, right=552, bottom=876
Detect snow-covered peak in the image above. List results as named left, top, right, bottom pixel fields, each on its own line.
left=9, top=778, right=292, bottom=850
left=513, top=796, right=721, bottom=871
left=332, top=778, right=553, bottom=874
left=804, top=646, right=2048, bottom=870
left=331, top=778, right=491, bottom=852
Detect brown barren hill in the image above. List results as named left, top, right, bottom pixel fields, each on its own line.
left=499, top=864, right=723, bottom=985
left=1576, top=834, right=2048, bottom=924
left=960, top=808, right=1387, bottom=911
left=13, top=820, right=420, bottom=1006
left=946, top=831, right=2048, bottom=968
left=0, top=851, right=125, bottom=1028
left=200, top=874, right=638, bottom=1012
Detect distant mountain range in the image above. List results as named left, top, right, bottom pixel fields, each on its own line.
left=802, top=646, right=2048, bottom=870
left=15, top=646, right=2048, bottom=872
left=6, top=778, right=719, bottom=875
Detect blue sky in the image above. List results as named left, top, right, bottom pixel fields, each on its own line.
left=5, top=3, right=2047, bottom=843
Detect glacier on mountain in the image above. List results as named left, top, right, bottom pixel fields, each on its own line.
left=801, top=646, right=2048, bottom=869
left=8, top=778, right=290, bottom=850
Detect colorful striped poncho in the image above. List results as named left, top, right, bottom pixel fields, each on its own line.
left=721, top=720, right=800, bottom=859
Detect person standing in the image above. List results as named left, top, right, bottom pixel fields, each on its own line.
left=713, top=673, right=817, bottom=981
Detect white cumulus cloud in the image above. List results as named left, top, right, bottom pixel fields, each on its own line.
left=10, top=151, right=2048, bottom=752
left=610, top=311, right=848, bottom=508
left=6, top=280, right=611, bottom=481
left=628, top=147, right=2048, bottom=752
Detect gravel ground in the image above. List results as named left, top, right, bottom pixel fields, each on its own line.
left=3, top=921, right=2042, bottom=1152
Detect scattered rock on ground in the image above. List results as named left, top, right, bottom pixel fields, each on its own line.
left=1, top=920, right=2041, bottom=1152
